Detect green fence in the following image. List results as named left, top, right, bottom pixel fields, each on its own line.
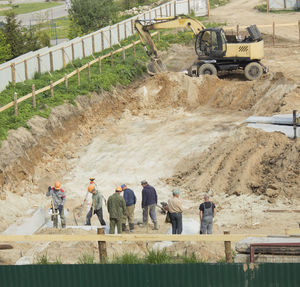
left=0, top=263, right=299, bottom=287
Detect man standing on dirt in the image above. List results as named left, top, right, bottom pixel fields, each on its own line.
left=107, top=186, right=126, bottom=234
left=46, top=181, right=66, bottom=228
left=168, top=189, right=183, bottom=234
left=141, top=180, right=158, bottom=230
left=121, top=184, right=136, bottom=232
left=199, top=194, right=216, bottom=234
left=85, top=184, right=106, bottom=226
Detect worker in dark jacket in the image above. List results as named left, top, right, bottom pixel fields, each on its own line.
left=121, top=184, right=136, bottom=232
left=141, top=180, right=158, bottom=230
left=107, top=186, right=126, bottom=234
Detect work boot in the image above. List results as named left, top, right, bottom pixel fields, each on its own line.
left=153, top=222, right=159, bottom=230
left=122, top=223, right=128, bottom=232
left=129, top=223, right=134, bottom=232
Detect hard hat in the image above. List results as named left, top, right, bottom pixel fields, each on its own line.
left=116, top=186, right=122, bottom=192
left=172, top=189, right=180, bottom=195
left=88, top=185, right=95, bottom=192
left=89, top=177, right=95, bottom=182
left=54, top=181, right=61, bottom=190
left=121, top=184, right=126, bottom=189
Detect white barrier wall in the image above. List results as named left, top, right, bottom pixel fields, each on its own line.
left=270, top=0, right=300, bottom=9
left=0, top=0, right=208, bottom=93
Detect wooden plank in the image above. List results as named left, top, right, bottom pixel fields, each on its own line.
left=0, top=244, right=13, bottom=250
left=0, top=234, right=266, bottom=243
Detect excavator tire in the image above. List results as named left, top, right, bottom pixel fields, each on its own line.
left=244, top=62, right=263, bottom=81
left=198, top=63, right=217, bottom=76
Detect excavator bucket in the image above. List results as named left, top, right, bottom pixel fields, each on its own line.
left=147, top=58, right=167, bottom=75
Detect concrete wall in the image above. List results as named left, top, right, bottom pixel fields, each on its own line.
left=0, top=0, right=208, bottom=93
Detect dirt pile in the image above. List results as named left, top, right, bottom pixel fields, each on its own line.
left=132, top=72, right=297, bottom=114
left=167, top=127, right=300, bottom=202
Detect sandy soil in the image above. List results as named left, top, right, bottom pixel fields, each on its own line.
left=0, top=0, right=299, bottom=265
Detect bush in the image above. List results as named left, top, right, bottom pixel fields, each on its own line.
left=77, top=253, right=96, bottom=264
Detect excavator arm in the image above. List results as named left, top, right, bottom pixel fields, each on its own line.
left=134, top=16, right=206, bottom=75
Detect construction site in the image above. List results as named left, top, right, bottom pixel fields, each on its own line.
left=0, top=0, right=300, bottom=285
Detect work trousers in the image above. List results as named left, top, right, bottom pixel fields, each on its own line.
left=143, top=204, right=157, bottom=224
left=86, top=207, right=106, bottom=226
left=53, top=207, right=66, bottom=228
left=123, top=204, right=135, bottom=224
left=109, top=218, right=122, bottom=234
left=169, top=212, right=182, bottom=234
left=200, top=216, right=213, bottom=234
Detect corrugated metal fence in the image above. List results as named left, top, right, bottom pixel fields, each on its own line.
left=0, top=263, right=299, bottom=287
left=0, top=0, right=208, bottom=93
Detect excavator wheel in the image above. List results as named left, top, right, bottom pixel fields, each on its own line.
left=244, top=62, right=263, bottom=81
left=198, top=63, right=217, bottom=76
left=147, top=59, right=167, bottom=75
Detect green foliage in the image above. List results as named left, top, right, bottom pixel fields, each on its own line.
left=112, top=252, right=142, bottom=264
left=34, top=254, right=62, bottom=264
left=179, top=252, right=199, bottom=263
left=77, top=253, right=96, bottom=264
left=0, top=30, right=11, bottom=63
left=69, top=0, right=117, bottom=35
left=209, top=0, right=229, bottom=9
left=144, top=249, right=173, bottom=264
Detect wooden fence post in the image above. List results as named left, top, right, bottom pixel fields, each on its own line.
left=101, top=31, right=104, bottom=51
left=77, top=68, right=80, bottom=86
left=133, top=41, right=136, bottom=57
left=188, top=0, right=191, bottom=14
left=50, top=81, right=54, bottom=98
left=97, top=228, right=107, bottom=263
left=165, top=5, right=168, bottom=16
left=37, top=54, right=41, bottom=73
left=32, top=84, right=36, bottom=108
left=11, top=63, right=16, bottom=86
left=14, top=92, right=18, bottom=116
left=110, top=52, right=114, bottom=66
left=98, top=57, right=102, bottom=73
left=92, top=34, right=95, bottom=54
left=272, top=21, right=275, bottom=46
left=224, top=231, right=232, bottom=263
left=174, top=1, right=177, bottom=16
left=144, top=12, right=146, bottom=20
left=61, top=48, right=66, bottom=68
left=236, top=25, right=239, bottom=37
left=158, top=31, right=160, bottom=42
left=267, top=0, right=270, bottom=13
left=298, top=20, right=300, bottom=43
left=49, top=51, right=53, bottom=72
left=169, top=3, right=171, bottom=16
left=155, top=8, right=157, bottom=18
left=149, top=11, right=151, bottom=19
left=82, top=39, right=85, bottom=58
left=65, top=74, right=68, bottom=89
left=109, top=28, right=112, bottom=48
left=160, top=6, right=163, bottom=17
left=131, top=19, right=134, bottom=35
left=71, top=43, right=75, bottom=61
left=207, top=0, right=210, bottom=16
left=124, top=22, right=127, bottom=39
left=122, top=47, right=126, bottom=60
left=117, top=24, right=120, bottom=43
left=24, top=60, right=28, bottom=81
left=88, top=63, right=91, bottom=81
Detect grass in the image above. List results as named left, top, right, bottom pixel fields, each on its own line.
left=35, top=254, right=62, bottom=264
left=255, top=3, right=300, bottom=13
left=77, top=253, right=96, bottom=264
left=209, top=0, right=229, bottom=9
left=0, top=20, right=225, bottom=146
left=39, top=17, right=71, bottom=40
left=0, top=2, right=64, bottom=16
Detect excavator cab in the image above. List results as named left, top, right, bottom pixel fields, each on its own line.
left=195, top=28, right=227, bottom=59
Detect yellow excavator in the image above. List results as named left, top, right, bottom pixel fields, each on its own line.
left=135, top=16, right=267, bottom=80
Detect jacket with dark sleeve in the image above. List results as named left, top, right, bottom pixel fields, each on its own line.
left=123, top=188, right=136, bottom=206
left=107, top=193, right=126, bottom=219
left=141, top=185, right=157, bottom=208
left=46, top=188, right=66, bottom=208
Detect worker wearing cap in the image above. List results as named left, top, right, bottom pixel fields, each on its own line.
left=121, top=184, right=136, bottom=232
left=107, top=186, right=126, bottom=234
left=46, top=181, right=66, bottom=228
left=141, top=180, right=158, bottom=230
left=168, top=189, right=183, bottom=234
left=85, top=185, right=106, bottom=226
left=199, top=193, right=216, bottom=234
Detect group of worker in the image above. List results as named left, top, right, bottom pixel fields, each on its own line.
left=46, top=179, right=216, bottom=235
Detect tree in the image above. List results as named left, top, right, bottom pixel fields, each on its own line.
left=0, top=31, right=12, bottom=63
left=69, top=0, right=117, bottom=34
left=3, top=11, right=26, bottom=58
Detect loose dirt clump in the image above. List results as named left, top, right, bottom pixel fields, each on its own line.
left=167, top=127, right=300, bottom=202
